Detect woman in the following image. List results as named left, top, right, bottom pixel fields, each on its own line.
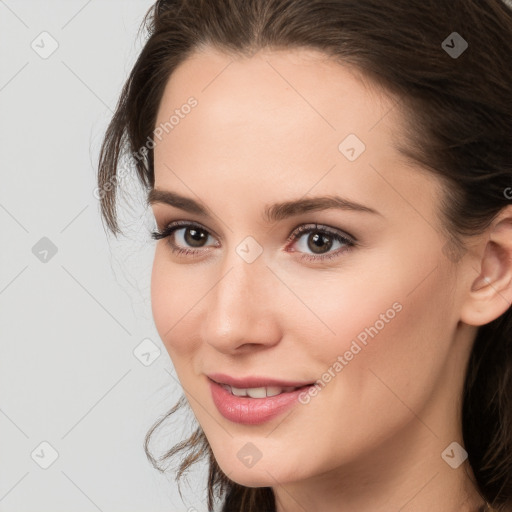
left=97, top=1, right=512, bottom=511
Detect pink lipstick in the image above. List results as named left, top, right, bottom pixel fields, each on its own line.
left=207, top=374, right=314, bottom=425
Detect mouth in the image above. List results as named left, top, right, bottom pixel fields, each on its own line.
left=215, top=381, right=312, bottom=398
left=207, top=372, right=315, bottom=391
left=207, top=376, right=316, bottom=425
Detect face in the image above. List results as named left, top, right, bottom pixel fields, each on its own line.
left=149, top=47, right=471, bottom=488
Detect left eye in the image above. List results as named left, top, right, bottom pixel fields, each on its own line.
left=151, top=221, right=357, bottom=262
left=285, top=223, right=356, bottom=262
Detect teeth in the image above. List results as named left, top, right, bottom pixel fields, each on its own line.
left=222, top=384, right=299, bottom=397
left=231, top=386, right=249, bottom=397
left=247, top=387, right=267, bottom=398
left=262, top=386, right=284, bottom=397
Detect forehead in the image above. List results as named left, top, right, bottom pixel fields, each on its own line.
left=155, top=46, right=396, bottom=138
left=152, top=46, right=441, bottom=228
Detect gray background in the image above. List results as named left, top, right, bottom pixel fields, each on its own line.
left=0, top=1, right=209, bottom=511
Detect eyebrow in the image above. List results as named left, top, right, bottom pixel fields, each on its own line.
left=147, top=189, right=382, bottom=223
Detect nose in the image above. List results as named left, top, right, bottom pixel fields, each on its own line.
left=200, top=247, right=281, bottom=354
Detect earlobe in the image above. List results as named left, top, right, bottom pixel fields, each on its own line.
left=460, top=207, right=512, bottom=327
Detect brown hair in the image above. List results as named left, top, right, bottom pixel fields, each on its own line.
left=97, top=1, right=512, bottom=510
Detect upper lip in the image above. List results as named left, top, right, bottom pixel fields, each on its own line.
left=207, top=373, right=314, bottom=389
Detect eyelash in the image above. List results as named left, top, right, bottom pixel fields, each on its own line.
left=150, top=220, right=357, bottom=263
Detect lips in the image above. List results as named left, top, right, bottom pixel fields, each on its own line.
left=208, top=378, right=315, bottom=425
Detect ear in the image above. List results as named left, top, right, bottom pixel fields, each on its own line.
left=460, top=205, right=512, bottom=327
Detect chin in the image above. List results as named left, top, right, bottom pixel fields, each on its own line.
left=214, top=453, right=301, bottom=488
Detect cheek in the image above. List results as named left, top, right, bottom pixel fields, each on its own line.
left=318, top=267, right=455, bottom=425
left=150, top=248, right=195, bottom=357
left=305, top=254, right=454, bottom=395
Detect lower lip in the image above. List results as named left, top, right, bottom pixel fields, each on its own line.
left=209, top=379, right=313, bottom=425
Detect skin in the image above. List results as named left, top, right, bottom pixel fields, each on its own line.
left=149, top=46, right=512, bottom=512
